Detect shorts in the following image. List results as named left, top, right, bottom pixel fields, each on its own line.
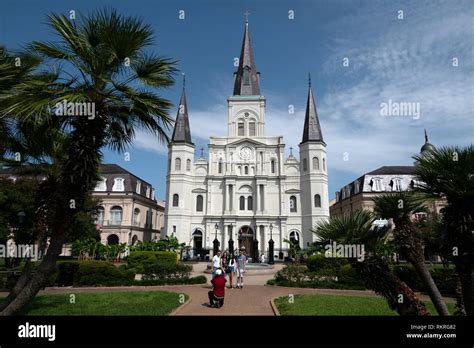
left=236, top=268, right=245, bottom=277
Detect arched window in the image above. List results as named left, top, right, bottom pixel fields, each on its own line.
left=240, top=196, right=245, bottom=210
left=107, top=234, right=119, bottom=245
left=133, top=208, right=140, bottom=226
left=186, top=159, right=191, bottom=171
left=313, top=157, right=319, bottom=170
left=95, top=207, right=104, bottom=225
left=271, top=160, right=275, bottom=174
left=218, top=160, right=223, bottom=174
left=249, top=121, right=256, bottom=136
left=175, top=158, right=181, bottom=171
left=112, top=178, right=124, bottom=191
left=289, top=231, right=300, bottom=246
left=244, top=166, right=249, bottom=175
left=172, top=194, right=179, bottom=207
left=247, top=196, right=253, bottom=210
left=238, top=122, right=245, bottom=136
left=110, top=206, right=123, bottom=225
left=290, top=196, right=297, bottom=212
left=303, top=158, right=308, bottom=171
left=314, top=194, right=321, bottom=208
left=323, top=158, right=326, bottom=171
left=196, top=195, right=203, bottom=212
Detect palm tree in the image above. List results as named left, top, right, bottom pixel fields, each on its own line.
left=373, top=192, right=450, bottom=316
left=314, top=210, right=430, bottom=316
left=0, top=9, right=177, bottom=315
left=413, top=146, right=474, bottom=315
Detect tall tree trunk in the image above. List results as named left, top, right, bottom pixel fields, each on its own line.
left=396, top=225, right=450, bottom=316
left=412, top=261, right=450, bottom=316
left=354, top=256, right=430, bottom=316
left=454, top=262, right=474, bottom=316
left=0, top=228, right=67, bottom=316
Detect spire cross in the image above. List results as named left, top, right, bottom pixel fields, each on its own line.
left=424, top=129, right=428, bottom=142
left=182, top=73, right=186, bottom=90
left=289, top=147, right=293, bottom=156
left=200, top=147, right=204, bottom=157
left=308, top=73, right=312, bottom=88
left=244, top=10, right=251, bottom=23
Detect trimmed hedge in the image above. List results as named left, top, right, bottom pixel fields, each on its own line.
left=142, top=263, right=192, bottom=280
left=99, top=275, right=207, bottom=287
left=393, top=265, right=456, bottom=297
left=128, top=251, right=177, bottom=273
left=306, top=254, right=349, bottom=275
left=73, top=261, right=135, bottom=286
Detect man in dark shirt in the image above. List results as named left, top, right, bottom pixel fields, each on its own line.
left=208, top=269, right=226, bottom=308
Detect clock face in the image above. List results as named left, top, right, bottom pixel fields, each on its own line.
left=239, top=146, right=252, bottom=161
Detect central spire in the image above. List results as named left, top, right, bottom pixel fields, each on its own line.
left=171, top=74, right=193, bottom=145
left=301, top=74, right=324, bottom=144
left=233, top=17, right=260, bottom=96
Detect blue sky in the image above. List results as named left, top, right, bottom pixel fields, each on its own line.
left=1, top=0, right=473, bottom=200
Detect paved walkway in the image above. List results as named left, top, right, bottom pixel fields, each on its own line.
left=0, top=262, right=455, bottom=315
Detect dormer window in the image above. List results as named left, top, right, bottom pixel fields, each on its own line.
left=392, top=178, right=402, bottom=191
left=354, top=180, right=360, bottom=194
left=371, top=178, right=383, bottom=192
left=136, top=180, right=141, bottom=194
left=95, top=177, right=107, bottom=191
left=112, top=178, right=124, bottom=192
left=146, top=186, right=150, bottom=198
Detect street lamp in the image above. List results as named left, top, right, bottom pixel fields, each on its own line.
left=253, top=224, right=259, bottom=263
left=228, top=223, right=234, bottom=256
left=268, top=223, right=274, bottom=264
left=213, top=223, right=220, bottom=256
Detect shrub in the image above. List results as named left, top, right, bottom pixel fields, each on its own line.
left=74, top=261, right=134, bottom=286
left=393, top=265, right=457, bottom=297
left=275, top=265, right=307, bottom=284
left=306, top=254, right=349, bottom=276
left=142, top=262, right=192, bottom=280
left=128, top=251, right=177, bottom=273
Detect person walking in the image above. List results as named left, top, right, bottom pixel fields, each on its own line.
left=226, top=253, right=236, bottom=288
left=211, top=250, right=221, bottom=278
left=236, top=248, right=247, bottom=289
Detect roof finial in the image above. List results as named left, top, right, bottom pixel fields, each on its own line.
left=200, top=147, right=204, bottom=158
left=182, top=72, right=186, bottom=91
left=289, top=146, right=293, bottom=156
left=244, top=10, right=251, bottom=24
left=308, top=72, right=312, bottom=88
left=424, top=129, right=428, bottom=143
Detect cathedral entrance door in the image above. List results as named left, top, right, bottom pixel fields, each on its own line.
left=238, top=226, right=254, bottom=260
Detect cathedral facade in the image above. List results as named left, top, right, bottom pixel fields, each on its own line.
left=164, top=21, right=330, bottom=261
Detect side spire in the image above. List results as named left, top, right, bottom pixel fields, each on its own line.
left=171, top=73, right=193, bottom=145
left=301, top=74, right=324, bottom=144
left=233, top=15, right=260, bottom=96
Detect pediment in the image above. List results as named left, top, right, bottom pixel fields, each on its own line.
left=227, top=138, right=266, bottom=147
left=192, top=188, right=207, bottom=193
left=285, top=188, right=301, bottom=194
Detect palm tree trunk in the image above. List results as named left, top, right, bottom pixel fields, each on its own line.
left=454, top=262, right=474, bottom=315
left=0, top=228, right=66, bottom=316
left=354, top=256, right=430, bottom=316
left=412, top=261, right=450, bottom=315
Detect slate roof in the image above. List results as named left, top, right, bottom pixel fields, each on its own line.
left=301, top=76, right=324, bottom=144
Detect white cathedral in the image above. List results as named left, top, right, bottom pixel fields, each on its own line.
left=163, top=20, right=330, bottom=261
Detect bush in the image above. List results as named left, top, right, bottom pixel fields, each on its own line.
left=306, top=254, right=349, bottom=276
left=275, top=265, right=307, bottom=284
left=393, top=265, right=457, bottom=297
left=93, top=275, right=207, bottom=287
left=74, top=261, right=134, bottom=286
left=142, top=262, right=192, bottom=280
left=128, top=251, right=177, bottom=273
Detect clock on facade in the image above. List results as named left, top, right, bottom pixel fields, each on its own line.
left=239, top=146, right=253, bottom=161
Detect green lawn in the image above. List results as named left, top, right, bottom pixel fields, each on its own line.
left=1, top=291, right=187, bottom=315
left=275, top=294, right=457, bottom=316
